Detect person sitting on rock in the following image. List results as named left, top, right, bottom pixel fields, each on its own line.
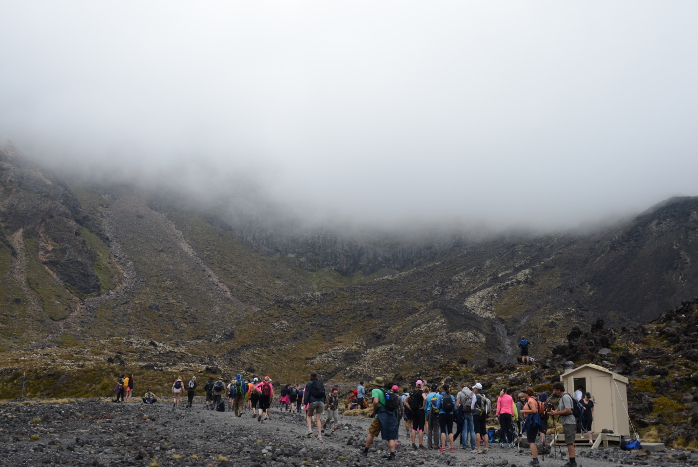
left=143, top=389, right=157, bottom=404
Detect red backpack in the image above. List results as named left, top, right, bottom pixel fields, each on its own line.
left=262, top=382, right=271, bottom=397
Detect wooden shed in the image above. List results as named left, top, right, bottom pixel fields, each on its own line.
left=561, top=363, right=630, bottom=436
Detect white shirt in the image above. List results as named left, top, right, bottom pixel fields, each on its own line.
left=574, top=389, right=583, bottom=401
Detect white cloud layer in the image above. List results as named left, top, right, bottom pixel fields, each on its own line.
left=1, top=1, right=697, bottom=231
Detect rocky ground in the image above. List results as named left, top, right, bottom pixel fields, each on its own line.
left=0, top=398, right=696, bottom=467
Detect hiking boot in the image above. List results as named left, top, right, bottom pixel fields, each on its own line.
left=384, top=452, right=396, bottom=460
left=561, top=461, right=577, bottom=467
left=361, top=447, right=369, bottom=456
left=412, top=443, right=418, bottom=450
left=257, top=414, right=262, bottom=422
left=419, top=445, right=426, bottom=450
left=529, top=459, right=540, bottom=466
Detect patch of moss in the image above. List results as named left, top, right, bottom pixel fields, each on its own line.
left=24, top=238, right=73, bottom=321
left=80, top=227, right=121, bottom=291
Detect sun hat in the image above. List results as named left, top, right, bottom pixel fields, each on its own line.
left=372, top=377, right=385, bottom=386
left=474, top=382, right=483, bottom=389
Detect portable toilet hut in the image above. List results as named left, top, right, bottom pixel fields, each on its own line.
left=560, top=363, right=630, bottom=436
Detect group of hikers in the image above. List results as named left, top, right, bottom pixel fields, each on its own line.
left=116, top=367, right=594, bottom=467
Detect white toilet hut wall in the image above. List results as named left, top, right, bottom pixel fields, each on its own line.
left=561, top=363, right=630, bottom=436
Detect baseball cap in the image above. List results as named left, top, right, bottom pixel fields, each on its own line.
left=253, top=377, right=258, bottom=382
left=310, top=371, right=318, bottom=377
left=416, top=379, right=423, bottom=386
left=391, top=385, right=399, bottom=392
left=474, top=382, right=483, bottom=389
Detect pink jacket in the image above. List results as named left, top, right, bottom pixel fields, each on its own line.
left=255, top=381, right=274, bottom=399
left=496, top=393, right=514, bottom=416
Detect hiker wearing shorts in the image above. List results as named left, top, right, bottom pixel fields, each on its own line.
left=203, top=377, right=215, bottom=410
left=304, top=371, right=326, bottom=439
left=249, top=377, right=260, bottom=415
left=255, top=376, right=274, bottom=422
left=521, top=387, right=541, bottom=465
left=472, top=383, right=489, bottom=453
left=404, top=380, right=426, bottom=450
left=361, top=377, right=398, bottom=461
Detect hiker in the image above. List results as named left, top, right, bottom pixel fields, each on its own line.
left=580, top=392, right=594, bottom=438
left=304, top=371, right=326, bottom=439
left=516, top=392, right=527, bottom=435
left=438, top=384, right=456, bottom=452
left=232, top=374, right=247, bottom=417
left=391, top=385, right=403, bottom=431
left=122, top=375, right=130, bottom=402
left=356, top=381, right=365, bottom=408
left=246, top=380, right=254, bottom=413
left=255, top=376, right=274, bottom=422
left=401, top=386, right=412, bottom=437
left=295, top=385, right=304, bottom=413
left=113, top=376, right=124, bottom=402
left=204, top=377, right=215, bottom=410
left=186, top=376, right=197, bottom=408
left=172, top=377, right=185, bottom=409
left=324, top=386, right=340, bottom=433
left=457, top=384, right=476, bottom=451
left=538, top=392, right=549, bottom=445
left=125, top=374, right=134, bottom=402
left=403, top=379, right=426, bottom=450
left=249, top=377, right=260, bottom=415
left=471, top=382, right=489, bottom=453
left=549, top=382, right=578, bottom=467
left=288, top=383, right=298, bottom=411
left=521, top=387, right=541, bottom=465
left=519, top=337, right=532, bottom=363
left=574, top=386, right=583, bottom=402
left=212, top=378, right=225, bottom=411
left=361, top=377, right=398, bottom=461
left=279, top=384, right=290, bottom=411
left=142, top=388, right=157, bottom=404
left=425, top=383, right=441, bottom=449
left=495, top=387, right=515, bottom=447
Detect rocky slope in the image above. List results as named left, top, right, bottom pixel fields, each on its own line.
left=2, top=146, right=698, bottom=400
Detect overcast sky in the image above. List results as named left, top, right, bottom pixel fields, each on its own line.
left=1, top=1, right=697, bottom=231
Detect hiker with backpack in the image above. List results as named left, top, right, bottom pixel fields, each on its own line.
left=360, top=377, right=399, bottom=461
left=125, top=374, right=134, bottom=402
left=471, top=382, right=490, bottom=453
left=186, top=376, right=197, bottom=408
left=521, top=387, right=543, bottom=466
left=495, top=387, right=515, bottom=448
left=279, top=384, right=291, bottom=411
left=425, top=383, right=441, bottom=450
left=549, top=382, right=578, bottom=467
left=142, top=388, right=157, bottom=404
left=437, top=384, right=457, bottom=452
left=296, top=385, right=304, bottom=413
left=456, top=384, right=476, bottom=451
left=212, top=378, right=225, bottom=411
left=303, top=371, right=326, bottom=439
left=401, top=386, right=412, bottom=437
left=232, top=374, right=247, bottom=417
left=172, top=377, right=185, bottom=409
left=249, top=377, right=260, bottom=415
left=538, top=392, right=550, bottom=445
left=254, top=376, right=274, bottom=422
left=403, top=379, right=426, bottom=450
left=203, top=377, right=215, bottom=410
left=288, top=383, right=298, bottom=411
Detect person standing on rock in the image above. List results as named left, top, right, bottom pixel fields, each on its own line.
left=232, top=374, right=247, bottom=417
left=255, top=376, right=274, bottom=422
left=172, top=377, right=185, bottom=409
left=519, top=337, right=532, bottom=363
left=186, top=376, right=197, bottom=408
left=204, top=377, right=215, bottom=410
left=303, top=371, right=326, bottom=439
left=361, top=377, right=398, bottom=461
left=549, top=382, right=578, bottom=467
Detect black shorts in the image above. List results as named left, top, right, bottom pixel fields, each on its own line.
left=521, top=348, right=529, bottom=356
left=412, top=410, right=425, bottom=431
left=404, top=408, right=412, bottom=421
left=438, top=413, right=454, bottom=435
left=527, top=427, right=539, bottom=443
left=473, top=414, right=487, bottom=436
left=259, top=395, right=271, bottom=410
